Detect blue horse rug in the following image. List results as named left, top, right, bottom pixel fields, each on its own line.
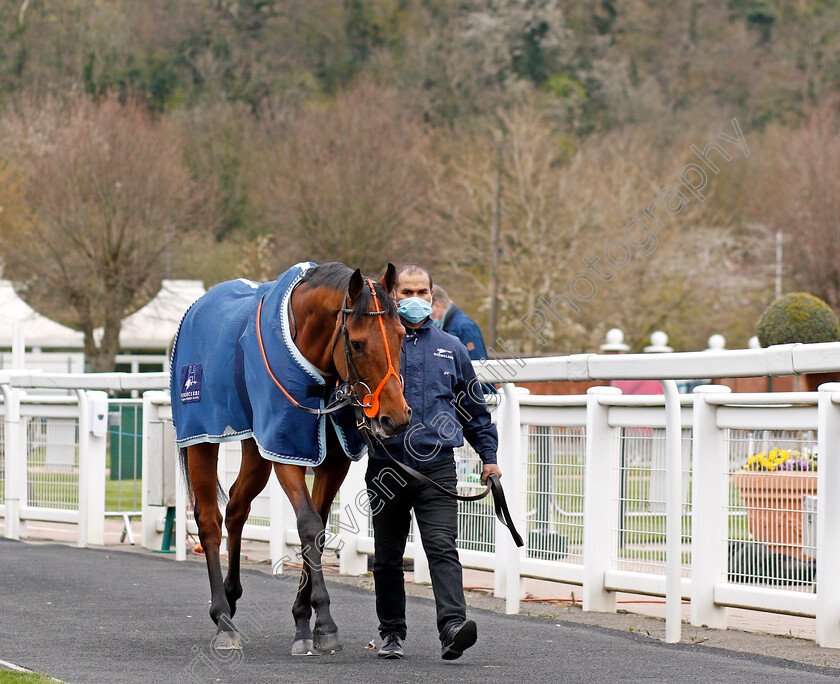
left=170, top=261, right=366, bottom=466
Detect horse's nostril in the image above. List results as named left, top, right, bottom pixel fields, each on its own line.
left=405, top=407, right=412, bottom=422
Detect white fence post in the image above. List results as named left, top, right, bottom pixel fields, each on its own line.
left=660, top=379, right=681, bottom=644
left=76, top=390, right=108, bottom=547
left=141, top=391, right=156, bottom=550
left=816, top=382, right=840, bottom=647
left=338, top=455, right=368, bottom=576
left=89, top=390, right=108, bottom=546
left=141, top=390, right=169, bottom=550
left=75, top=390, right=89, bottom=547
left=17, top=408, right=29, bottom=540
left=270, top=473, right=295, bottom=573
left=5, top=326, right=25, bottom=539
left=2, top=383, right=22, bottom=540
left=493, top=392, right=507, bottom=601
left=583, top=385, right=621, bottom=613
left=691, top=384, right=731, bottom=630
left=493, top=383, right=524, bottom=614
left=493, top=388, right=510, bottom=599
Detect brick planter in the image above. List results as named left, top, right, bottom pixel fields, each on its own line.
left=732, top=470, right=817, bottom=560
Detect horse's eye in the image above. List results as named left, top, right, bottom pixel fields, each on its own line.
left=351, top=340, right=364, bottom=354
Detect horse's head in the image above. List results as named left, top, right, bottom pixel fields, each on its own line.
left=334, top=263, right=411, bottom=438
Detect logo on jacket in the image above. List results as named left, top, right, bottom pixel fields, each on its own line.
left=434, top=347, right=454, bottom=360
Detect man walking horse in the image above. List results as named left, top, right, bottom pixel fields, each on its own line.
left=170, top=261, right=411, bottom=656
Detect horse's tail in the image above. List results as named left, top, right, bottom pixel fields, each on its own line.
left=178, top=446, right=229, bottom=508
left=178, top=446, right=193, bottom=500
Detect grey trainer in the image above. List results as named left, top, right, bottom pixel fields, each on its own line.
left=378, top=633, right=405, bottom=659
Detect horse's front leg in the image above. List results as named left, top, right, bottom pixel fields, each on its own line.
left=309, top=445, right=351, bottom=645
left=289, top=562, right=314, bottom=655
left=223, top=438, right=271, bottom=617
left=187, top=444, right=240, bottom=650
left=274, top=461, right=345, bottom=655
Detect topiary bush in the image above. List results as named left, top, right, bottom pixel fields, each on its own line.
left=756, top=292, right=840, bottom=347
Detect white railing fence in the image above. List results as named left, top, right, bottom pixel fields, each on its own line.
left=141, top=384, right=840, bottom=646
left=1, top=371, right=166, bottom=546
left=3, top=343, right=840, bottom=647
left=0, top=387, right=107, bottom=545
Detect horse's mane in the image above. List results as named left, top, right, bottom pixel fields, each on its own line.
left=299, top=262, right=398, bottom=319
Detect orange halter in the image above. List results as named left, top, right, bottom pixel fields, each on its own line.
left=358, top=278, right=402, bottom=418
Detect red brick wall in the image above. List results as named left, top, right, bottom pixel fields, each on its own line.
left=516, top=375, right=813, bottom=395
left=718, top=376, right=796, bottom=393
left=518, top=380, right=610, bottom=396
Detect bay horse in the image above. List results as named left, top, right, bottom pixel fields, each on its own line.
left=171, top=262, right=410, bottom=656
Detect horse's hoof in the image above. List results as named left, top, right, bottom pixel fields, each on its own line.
left=291, top=638, right=319, bottom=656
left=314, top=632, right=343, bottom=655
left=213, top=631, right=243, bottom=651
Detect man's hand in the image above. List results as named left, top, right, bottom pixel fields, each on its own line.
left=481, top=463, right=502, bottom=485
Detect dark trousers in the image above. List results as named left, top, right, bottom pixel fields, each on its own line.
left=365, top=457, right=466, bottom=642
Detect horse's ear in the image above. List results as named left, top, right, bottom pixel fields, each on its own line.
left=379, top=263, right=397, bottom=295
left=347, top=268, right=364, bottom=304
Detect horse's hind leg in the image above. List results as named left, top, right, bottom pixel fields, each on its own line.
left=224, top=438, right=271, bottom=618
left=187, top=442, right=240, bottom=650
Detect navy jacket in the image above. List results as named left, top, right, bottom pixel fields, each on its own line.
left=441, top=305, right=488, bottom=361
left=371, top=317, right=498, bottom=468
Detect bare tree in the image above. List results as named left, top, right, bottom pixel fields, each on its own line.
left=428, top=103, right=596, bottom=353
left=255, top=83, right=430, bottom=274
left=748, top=107, right=840, bottom=314
left=0, top=95, right=211, bottom=371
left=430, top=102, right=768, bottom=353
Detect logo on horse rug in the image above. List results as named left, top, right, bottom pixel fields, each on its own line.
left=169, top=262, right=366, bottom=466
left=179, top=364, right=202, bottom=403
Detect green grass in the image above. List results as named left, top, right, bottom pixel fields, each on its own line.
left=618, top=548, right=692, bottom=564
left=0, top=671, right=61, bottom=683
left=105, top=478, right=141, bottom=512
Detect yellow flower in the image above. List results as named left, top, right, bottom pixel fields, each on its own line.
left=746, top=448, right=802, bottom=471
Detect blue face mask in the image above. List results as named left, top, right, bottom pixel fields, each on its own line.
left=398, top=296, right=433, bottom=324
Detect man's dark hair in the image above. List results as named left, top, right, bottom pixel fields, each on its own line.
left=396, top=263, right=433, bottom=290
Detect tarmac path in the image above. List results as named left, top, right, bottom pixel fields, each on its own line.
left=1, top=538, right=838, bottom=684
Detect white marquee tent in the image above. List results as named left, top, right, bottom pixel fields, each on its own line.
left=0, top=279, right=206, bottom=372
left=0, top=280, right=84, bottom=349
left=117, top=279, right=205, bottom=351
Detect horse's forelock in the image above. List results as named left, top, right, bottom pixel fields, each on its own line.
left=351, top=282, right=398, bottom=320
left=301, top=262, right=398, bottom=320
